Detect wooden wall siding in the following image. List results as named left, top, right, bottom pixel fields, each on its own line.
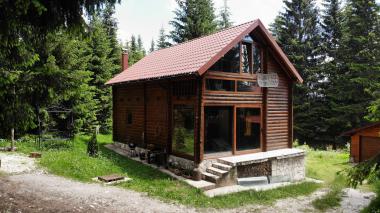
left=350, top=126, right=380, bottom=162
left=146, top=83, right=168, bottom=147
left=113, top=84, right=144, bottom=145
left=266, top=55, right=290, bottom=151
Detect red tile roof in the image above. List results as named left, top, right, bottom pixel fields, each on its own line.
left=106, top=19, right=302, bottom=85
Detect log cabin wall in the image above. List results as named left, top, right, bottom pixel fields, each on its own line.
left=146, top=83, right=169, bottom=148
left=113, top=84, right=144, bottom=145
left=266, top=55, right=292, bottom=151
left=350, top=126, right=380, bottom=162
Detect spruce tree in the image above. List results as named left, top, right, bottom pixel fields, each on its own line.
left=170, top=0, right=217, bottom=43
left=149, top=39, right=155, bottom=53
left=318, top=0, right=346, bottom=147
left=101, top=3, right=122, bottom=75
left=271, top=0, right=325, bottom=146
left=87, top=16, right=114, bottom=133
left=217, top=0, right=233, bottom=29
left=157, top=27, right=171, bottom=49
left=338, top=0, right=380, bottom=125
left=128, top=35, right=145, bottom=65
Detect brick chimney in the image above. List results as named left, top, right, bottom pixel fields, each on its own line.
left=121, top=51, right=129, bottom=71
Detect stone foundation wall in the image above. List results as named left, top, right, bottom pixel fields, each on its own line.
left=167, top=155, right=195, bottom=171
left=198, top=159, right=217, bottom=173
left=271, top=155, right=305, bottom=181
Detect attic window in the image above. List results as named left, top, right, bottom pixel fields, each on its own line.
left=209, top=44, right=240, bottom=73
left=253, top=44, right=262, bottom=73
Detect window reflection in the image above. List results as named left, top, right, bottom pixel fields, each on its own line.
left=172, top=105, right=194, bottom=156
left=209, top=44, right=240, bottom=73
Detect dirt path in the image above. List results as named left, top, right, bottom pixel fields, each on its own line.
left=0, top=153, right=376, bottom=213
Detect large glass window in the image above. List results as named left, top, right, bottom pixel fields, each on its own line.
left=172, top=105, right=194, bottom=156
left=236, top=108, right=261, bottom=151
left=253, top=44, right=262, bottom=73
left=209, top=44, right=240, bottom=73
left=206, top=79, right=235, bottom=91
left=204, top=107, right=233, bottom=154
left=237, top=81, right=259, bottom=92
left=241, top=43, right=252, bottom=74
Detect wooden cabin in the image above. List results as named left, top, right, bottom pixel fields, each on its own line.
left=106, top=20, right=305, bottom=187
left=342, top=122, right=380, bottom=163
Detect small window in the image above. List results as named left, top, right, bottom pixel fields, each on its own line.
left=253, top=44, right=262, bottom=73
left=237, top=81, right=259, bottom=92
left=209, top=44, right=240, bottom=73
left=206, top=79, right=235, bottom=91
left=127, top=112, right=132, bottom=124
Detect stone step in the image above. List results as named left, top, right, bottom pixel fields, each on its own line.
left=238, top=176, right=269, bottom=186
left=202, top=172, right=220, bottom=183
left=185, top=179, right=216, bottom=191
left=211, top=162, right=232, bottom=171
left=216, top=158, right=234, bottom=167
left=206, top=167, right=228, bottom=177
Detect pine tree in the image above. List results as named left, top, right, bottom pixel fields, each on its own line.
left=319, top=0, right=345, bottom=147
left=149, top=39, right=155, bottom=53
left=101, top=3, right=122, bottom=75
left=87, top=16, right=114, bottom=133
left=338, top=0, right=380, bottom=124
left=217, top=0, right=233, bottom=29
left=137, top=35, right=146, bottom=56
left=170, top=0, right=217, bottom=43
left=157, top=27, right=171, bottom=49
left=128, top=35, right=145, bottom=65
left=271, top=0, right=325, bottom=146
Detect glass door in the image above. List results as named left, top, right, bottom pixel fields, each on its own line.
left=236, top=108, right=261, bottom=151
left=204, top=106, right=233, bottom=155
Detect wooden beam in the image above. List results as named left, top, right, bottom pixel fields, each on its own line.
left=143, top=83, right=147, bottom=148
left=262, top=47, right=268, bottom=152
left=167, top=80, right=173, bottom=155
left=112, top=86, right=117, bottom=142
left=288, top=81, right=293, bottom=148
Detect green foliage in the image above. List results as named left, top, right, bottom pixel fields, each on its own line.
left=170, top=0, right=217, bottom=43
left=127, top=35, right=146, bottom=65
left=346, top=153, right=380, bottom=188
left=271, top=0, right=325, bottom=147
left=149, top=39, right=155, bottom=53
left=37, top=134, right=320, bottom=208
left=217, top=0, right=233, bottom=29
left=87, top=133, right=99, bottom=157
left=174, top=127, right=186, bottom=150
left=361, top=181, right=380, bottom=213
left=156, top=27, right=171, bottom=49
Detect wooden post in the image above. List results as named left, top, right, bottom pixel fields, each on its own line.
left=262, top=47, right=268, bottom=152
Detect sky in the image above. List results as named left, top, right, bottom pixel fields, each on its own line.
left=114, top=0, right=319, bottom=50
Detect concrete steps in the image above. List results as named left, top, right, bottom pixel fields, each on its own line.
left=211, top=162, right=232, bottom=171
left=202, top=171, right=220, bottom=183
left=206, top=167, right=228, bottom=176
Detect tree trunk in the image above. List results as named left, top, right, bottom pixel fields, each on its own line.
left=10, top=128, right=15, bottom=151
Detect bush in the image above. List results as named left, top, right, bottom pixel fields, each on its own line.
left=87, top=133, right=98, bottom=157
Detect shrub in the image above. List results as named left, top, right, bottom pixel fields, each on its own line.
left=87, top=133, right=98, bottom=157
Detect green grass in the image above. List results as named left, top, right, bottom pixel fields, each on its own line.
left=20, top=134, right=318, bottom=209
left=361, top=181, right=380, bottom=213
left=302, top=146, right=350, bottom=211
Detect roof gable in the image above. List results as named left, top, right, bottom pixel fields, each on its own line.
left=106, top=19, right=303, bottom=85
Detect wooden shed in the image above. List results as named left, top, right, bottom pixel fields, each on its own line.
left=106, top=20, right=305, bottom=186
left=342, top=122, right=380, bottom=163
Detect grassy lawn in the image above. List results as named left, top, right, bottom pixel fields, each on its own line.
left=1, top=135, right=320, bottom=209
left=302, top=146, right=350, bottom=211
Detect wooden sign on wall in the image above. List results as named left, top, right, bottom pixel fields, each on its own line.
left=257, top=73, right=279, bottom=87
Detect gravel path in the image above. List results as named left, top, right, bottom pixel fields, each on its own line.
left=0, top=152, right=376, bottom=213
